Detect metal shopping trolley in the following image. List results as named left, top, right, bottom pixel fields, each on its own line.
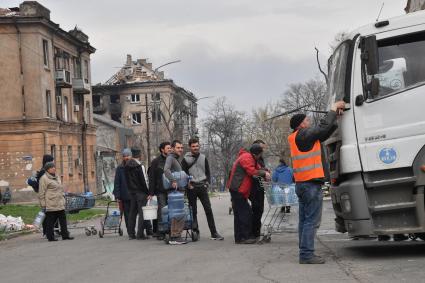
left=259, top=180, right=298, bottom=243
left=54, top=192, right=99, bottom=236
left=98, top=200, right=123, bottom=238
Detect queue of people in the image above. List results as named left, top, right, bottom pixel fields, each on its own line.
left=33, top=101, right=349, bottom=265
left=113, top=138, right=223, bottom=245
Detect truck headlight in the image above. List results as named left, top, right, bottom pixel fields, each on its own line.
left=340, top=193, right=352, bottom=213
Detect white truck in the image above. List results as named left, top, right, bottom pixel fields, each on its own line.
left=326, top=10, right=425, bottom=238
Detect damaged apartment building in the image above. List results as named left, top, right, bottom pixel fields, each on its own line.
left=0, top=1, right=96, bottom=199
left=92, top=55, right=198, bottom=163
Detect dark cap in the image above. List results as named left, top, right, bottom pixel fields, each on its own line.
left=249, top=144, right=263, bottom=156
left=131, top=147, right=141, bottom=158
left=43, top=161, right=55, bottom=171
left=290, top=114, right=306, bottom=130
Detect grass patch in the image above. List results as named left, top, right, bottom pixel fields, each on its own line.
left=0, top=205, right=104, bottom=225
left=94, top=197, right=118, bottom=207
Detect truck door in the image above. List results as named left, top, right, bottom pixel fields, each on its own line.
left=354, top=29, right=425, bottom=173
left=352, top=28, right=425, bottom=233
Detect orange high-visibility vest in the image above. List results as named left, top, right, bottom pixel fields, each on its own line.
left=288, top=130, right=325, bottom=182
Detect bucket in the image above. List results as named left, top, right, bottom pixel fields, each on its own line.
left=142, top=202, right=158, bottom=220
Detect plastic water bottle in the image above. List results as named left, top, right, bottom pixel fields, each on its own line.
left=33, top=211, right=45, bottom=229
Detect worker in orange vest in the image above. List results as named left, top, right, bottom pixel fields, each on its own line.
left=288, top=101, right=345, bottom=264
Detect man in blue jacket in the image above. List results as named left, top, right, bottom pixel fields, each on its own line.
left=113, top=149, right=132, bottom=234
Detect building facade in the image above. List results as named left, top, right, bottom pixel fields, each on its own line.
left=0, top=1, right=96, bottom=198
left=92, top=55, right=197, bottom=163
left=93, top=114, right=135, bottom=195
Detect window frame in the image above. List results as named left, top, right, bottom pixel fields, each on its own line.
left=131, top=112, right=142, bottom=125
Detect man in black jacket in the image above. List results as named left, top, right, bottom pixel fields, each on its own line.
left=125, top=147, right=153, bottom=240
left=113, top=148, right=132, bottom=234
left=148, top=141, right=171, bottom=240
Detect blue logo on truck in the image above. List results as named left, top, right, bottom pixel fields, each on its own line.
left=379, top=148, right=397, bottom=164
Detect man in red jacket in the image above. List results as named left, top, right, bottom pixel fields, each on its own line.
left=227, top=144, right=270, bottom=244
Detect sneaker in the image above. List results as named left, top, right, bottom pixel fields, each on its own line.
left=299, top=255, right=325, bottom=264
left=210, top=232, right=224, bottom=240
left=62, top=236, right=74, bottom=240
left=169, top=238, right=187, bottom=245
left=128, top=235, right=136, bottom=240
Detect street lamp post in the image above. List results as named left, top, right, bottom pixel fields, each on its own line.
left=152, top=60, right=181, bottom=148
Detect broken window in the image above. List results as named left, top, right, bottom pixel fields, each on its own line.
left=131, top=112, right=142, bottom=125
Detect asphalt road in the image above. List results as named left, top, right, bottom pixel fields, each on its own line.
left=2, top=194, right=425, bottom=283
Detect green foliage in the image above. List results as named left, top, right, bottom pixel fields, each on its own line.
left=0, top=205, right=103, bottom=225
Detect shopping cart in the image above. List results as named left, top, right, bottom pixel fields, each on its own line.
left=259, top=180, right=298, bottom=243
left=98, top=200, right=123, bottom=238
left=54, top=192, right=100, bottom=236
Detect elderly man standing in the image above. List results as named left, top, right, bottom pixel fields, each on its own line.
left=288, top=101, right=344, bottom=264
left=113, top=148, right=132, bottom=235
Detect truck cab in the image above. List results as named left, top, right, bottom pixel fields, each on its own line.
left=326, top=10, right=425, bottom=237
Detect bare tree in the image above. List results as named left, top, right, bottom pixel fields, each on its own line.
left=279, top=78, right=328, bottom=125
left=246, top=103, right=291, bottom=167
left=203, top=97, right=246, bottom=186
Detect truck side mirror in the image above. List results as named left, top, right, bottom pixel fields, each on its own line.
left=360, top=35, right=379, bottom=75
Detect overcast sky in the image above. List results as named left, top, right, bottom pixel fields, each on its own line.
left=4, top=0, right=407, bottom=115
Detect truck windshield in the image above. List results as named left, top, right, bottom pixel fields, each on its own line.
left=328, top=41, right=350, bottom=106
left=366, top=31, right=425, bottom=98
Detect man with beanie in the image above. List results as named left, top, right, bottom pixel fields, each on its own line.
left=227, top=144, right=270, bottom=244
left=125, top=147, right=153, bottom=240
left=113, top=148, right=132, bottom=234
left=182, top=138, right=223, bottom=241
left=288, top=101, right=345, bottom=264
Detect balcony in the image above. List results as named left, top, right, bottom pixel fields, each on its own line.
left=72, top=78, right=91, bottom=94
left=55, top=69, right=72, bottom=88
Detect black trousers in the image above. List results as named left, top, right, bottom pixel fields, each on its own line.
left=128, top=192, right=149, bottom=238
left=230, top=190, right=253, bottom=242
left=45, top=210, right=69, bottom=240
left=153, top=192, right=167, bottom=234
left=187, top=184, right=217, bottom=235
left=120, top=199, right=131, bottom=232
left=249, top=180, right=264, bottom=237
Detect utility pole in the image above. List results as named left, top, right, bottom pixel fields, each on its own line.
left=152, top=60, right=181, bottom=147
left=145, top=93, right=151, bottom=163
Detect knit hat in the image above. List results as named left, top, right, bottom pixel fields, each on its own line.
left=122, top=148, right=132, bottom=157
left=250, top=144, right=263, bottom=156
left=44, top=161, right=55, bottom=171
left=42, top=154, right=54, bottom=167
left=290, top=114, right=306, bottom=130
left=131, top=147, right=141, bottom=158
